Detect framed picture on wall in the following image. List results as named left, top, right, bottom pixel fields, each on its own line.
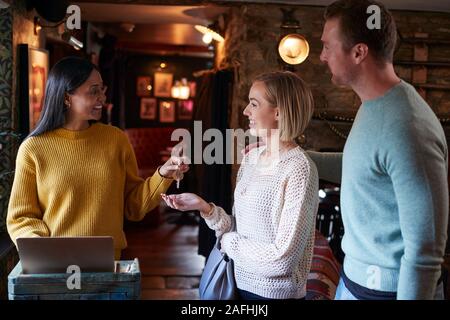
left=140, top=97, right=157, bottom=120
left=159, top=100, right=175, bottom=123
left=178, top=99, right=194, bottom=120
left=136, top=76, right=152, bottom=96
left=18, top=44, right=49, bottom=134
left=154, top=72, right=173, bottom=97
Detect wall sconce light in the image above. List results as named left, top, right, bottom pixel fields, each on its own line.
left=194, top=24, right=224, bottom=44
left=34, top=16, right=64, bottom=35
left=277, top=9, right=309, bottom=66
left=34, top=21, right=42, bottom=34
left=171, top=78, right=190, bottom=100
left=171, top=83, right=180, bottom=98
left=278, top=34, right=309, bottom=65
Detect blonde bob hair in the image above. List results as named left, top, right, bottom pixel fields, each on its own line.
left=253, top=71, right=314, bottom=142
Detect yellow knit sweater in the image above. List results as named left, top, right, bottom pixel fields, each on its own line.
left=7, top=123, right=173, bottom=257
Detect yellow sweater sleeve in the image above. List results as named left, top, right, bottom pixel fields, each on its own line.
left=7, top=143, right=50, bottom=245
left=123, top=139, right=173, bottom=221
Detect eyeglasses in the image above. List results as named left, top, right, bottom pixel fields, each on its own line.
left=87, top=85, right=107, bottom=97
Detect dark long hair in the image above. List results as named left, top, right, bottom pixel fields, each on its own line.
left=28, top=56, right=97, bottom=138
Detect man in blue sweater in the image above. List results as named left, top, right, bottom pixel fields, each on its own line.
left=309, top=0, right=448, bottom=299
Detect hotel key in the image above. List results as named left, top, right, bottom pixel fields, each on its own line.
left=175, top=170, right=183, bottom=189
left=174, top=146, right=184, bottom=189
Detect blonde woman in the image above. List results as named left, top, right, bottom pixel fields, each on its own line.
left=162, top=71, right=319, bottom=300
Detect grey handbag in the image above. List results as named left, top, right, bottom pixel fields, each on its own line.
left=199, top=217, right=238, bottom=300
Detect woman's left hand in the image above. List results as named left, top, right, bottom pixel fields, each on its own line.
left=161, top=193, right=211, bottom=214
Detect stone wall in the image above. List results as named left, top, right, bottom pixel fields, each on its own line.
left=0, top=1, right=43, bottom=299
left=105, top=1, right=448, bottom=192
left=393, top=11, right=450, bottom=116
left=221, top=4, right=357, bottom=156
left=0, top=0, right=42, bottom=234
left=11, top=0, right=41, bottom=129
left=220, top=4, right=450, bottom=156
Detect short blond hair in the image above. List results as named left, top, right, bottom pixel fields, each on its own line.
left=253, top=71, right=314, bottom=142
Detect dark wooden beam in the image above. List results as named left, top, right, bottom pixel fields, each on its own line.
left=116, top=40, right=211, bottom=53
left=73, top=0, right=299, bottom=6
left=74, top=0, right=217, bottom=5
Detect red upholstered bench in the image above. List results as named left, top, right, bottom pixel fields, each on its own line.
left=306, top=230, right=342, bottom=300
left=124, top=127, right=178, bottom=178
left=124, top=127, right=178, bottom=227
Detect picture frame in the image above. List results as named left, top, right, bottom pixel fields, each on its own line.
left=140, top=97, right=157, bottom=120
left=159, top=100, right=175, bottom=123
left=178, top=99, right=194, bottom=120
left=136, top=76, right=152, bottom=97
left=18, top=44, right=49, bottom=134
left=154, top=72, right=173, bottom=98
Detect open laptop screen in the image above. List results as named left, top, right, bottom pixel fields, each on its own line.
left=17, top=236, right=115, bottom=274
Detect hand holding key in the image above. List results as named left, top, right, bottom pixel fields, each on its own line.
left=158, top=142, right=189, bottom=183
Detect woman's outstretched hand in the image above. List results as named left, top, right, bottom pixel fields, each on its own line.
left=161, top=193, right=212, bottom=215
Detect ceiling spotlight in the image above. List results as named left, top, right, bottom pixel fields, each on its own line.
left=0, top=1, right=10, bottom=9
left=120, top=22, right=135, bottom=33
left=194, top=24, right=224, bottom=43
left=61, top=31, right=84, bottom=50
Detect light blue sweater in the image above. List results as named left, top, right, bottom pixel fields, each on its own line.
left=311, top=80, right=448, bottom=299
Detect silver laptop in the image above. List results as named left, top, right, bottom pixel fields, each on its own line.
left=17, top=236, right=115, bottom=274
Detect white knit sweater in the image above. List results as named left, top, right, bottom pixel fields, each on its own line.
left=202, top=146, right=319, bottom=299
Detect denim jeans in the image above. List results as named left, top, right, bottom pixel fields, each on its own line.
left=238, top=288, right=306, bottom=300
left=238, top=289, right=273, bottom=300
left=334, top=277, right=445, bottom=300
